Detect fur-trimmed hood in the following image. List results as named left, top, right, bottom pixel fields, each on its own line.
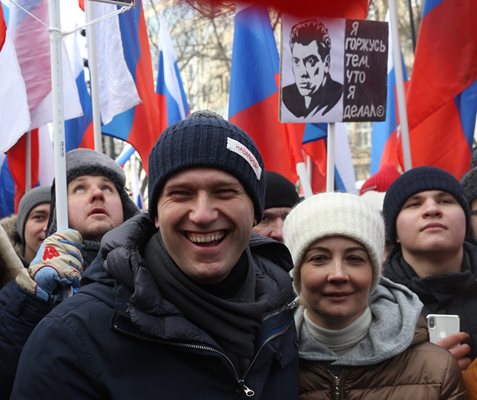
left=0, top=217, right=24, bottom=287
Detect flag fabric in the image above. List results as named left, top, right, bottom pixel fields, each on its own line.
left=403, top=0, right=477, bottom=178
left=0, top=127, right=55, bottom=217
left=0, top=154, right=15, bottom=217
left=202, top=0, right=368, bottom=19
left=101, top=0, right=161, bottom=172
left=370, top=15, right=407, bottom=175
left=64, top=29, right=95, bottom=151
left=156, top=14, right=190, bottom=132
left=229, top=4, right=302, bottom=184
left=0, top=4, right=30, bottom=153
left=302, top=123, right=357, bottom=193
left=7, top=0, right=82, bottom=134
left=91, top=2, right=140, bottom=125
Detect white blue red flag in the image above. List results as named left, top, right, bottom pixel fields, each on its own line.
left=101, top=0, right=160, bottom=172
left=156, top=14, right=189, bottom=132
left=403, top=0, right=477, bottom=178
left=370, top=15, right=407, bottom=175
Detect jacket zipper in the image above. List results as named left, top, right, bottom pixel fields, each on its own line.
left=113, top=321, right=290, bottom=397
left=330, top=372, right=342, bottom=400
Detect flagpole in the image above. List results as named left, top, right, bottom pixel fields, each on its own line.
left=48, top=0, right=68, bottom=230
left=25, top=130, right=31, bottom=192
left=389, top=0, right=412, bottom=171
left=296, top=162, right=313, bottom=198
left=326, top=123, right=335, bottom=191
left=85, top=1, right=103, bottom=153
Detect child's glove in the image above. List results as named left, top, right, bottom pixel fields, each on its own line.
left=16, top=229, right=84, bottom=302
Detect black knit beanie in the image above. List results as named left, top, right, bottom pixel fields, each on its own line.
left=148, top=111, right=265, bottom=221
left=383, top=166, right=470, bottom=245
left=47, top=149, right=139, bottom=234
left=264, top=171, right=299, bottom=209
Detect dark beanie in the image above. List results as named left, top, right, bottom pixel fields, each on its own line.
left=264, top=171, right=299, bottom=209
left=47, top=149, right=139, bottom=234
left=383, top=166, right=470, bottom=244
left=16, top=186, right=51, bottom=242
left=148, top=111, right=265, bottom=221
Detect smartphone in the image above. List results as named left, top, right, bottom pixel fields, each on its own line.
left=426, top=314, right=460, bottom=344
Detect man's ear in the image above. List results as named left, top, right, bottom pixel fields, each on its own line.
left=324, top=55, right=330, bottom=74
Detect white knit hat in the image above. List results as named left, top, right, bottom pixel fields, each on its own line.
left=283, top=192, right=384, bottom=294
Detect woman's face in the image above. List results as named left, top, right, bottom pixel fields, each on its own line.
left=299, top=236, right=373, bottom=330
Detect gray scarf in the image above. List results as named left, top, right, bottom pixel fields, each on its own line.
left=143, top=232, right=271, bottom=371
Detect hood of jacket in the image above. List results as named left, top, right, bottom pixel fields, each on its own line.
left=295, top=277, right=424, bottom=366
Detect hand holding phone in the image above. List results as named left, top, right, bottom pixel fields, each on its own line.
left=426, top=314, right=460, bottom=344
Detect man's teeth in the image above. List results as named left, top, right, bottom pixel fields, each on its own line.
left=188, top=232, right=224, bottom=243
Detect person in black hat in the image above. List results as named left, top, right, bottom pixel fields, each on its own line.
left=252, top=170, right=299, bottom=242
left=12, top=111, right=298, bottom=400
left=382, top=166, right=476, bottom=370
left=0, top=149, right=139, bottom=398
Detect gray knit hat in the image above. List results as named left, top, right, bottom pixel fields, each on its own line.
left=16, top=186, right=51, bottom=242
left=383, top=166, right=470, bottom=245
left=283, top=192, right=384, bottom=294
left=47, top=149, right=139, bottom=234
left=148, top=111, right=265, bottom=221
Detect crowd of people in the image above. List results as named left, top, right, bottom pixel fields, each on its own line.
left=0, top=110, right=476, bottom=399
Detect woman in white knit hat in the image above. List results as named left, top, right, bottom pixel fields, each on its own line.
left=284, top=192, right=466, bottom=399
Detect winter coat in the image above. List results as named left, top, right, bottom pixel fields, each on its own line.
left=0, top=240, right=101, bottom=398
left=383, top=242, right=477, bottom=360
left=11, top=213, right=299, bottom=400
left=295, top=277, right=467, bottom=400
left=0, top=216, right=25, bottom=287
left=464, top=358, right=477, bottom=400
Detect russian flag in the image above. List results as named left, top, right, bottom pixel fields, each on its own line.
left=156, top=14, right=189, bottom=132
left=101, top=0, right=160, bottom=172
left=7, top=0, right=82, bottom=132
left=0, top=3, right=30, bottom=153
left=370, top=14, right=407, bottom=175
left=229, top=4, right=303, bottom=184
left=403, top=0, right=477, bottom=178
left=64, top=29, right=94, bottom=151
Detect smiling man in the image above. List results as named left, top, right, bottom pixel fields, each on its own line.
left=12, top=111, right=298, bottom=399
left=382, top=166, right=477, bottom=368
left=282, top=18, right=343, bottom=119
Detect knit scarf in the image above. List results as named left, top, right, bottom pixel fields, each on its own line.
left=143, top=232, right=270, bottom=371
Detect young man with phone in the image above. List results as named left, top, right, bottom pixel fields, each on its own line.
left=382, top=166, right=475, bottom=370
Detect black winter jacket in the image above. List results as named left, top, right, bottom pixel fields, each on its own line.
left=383, top=241, right=477, bottom=360
left=11, top=214, right=299, bottom=399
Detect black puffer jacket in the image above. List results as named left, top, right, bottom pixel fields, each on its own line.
left=11, top=213, right=299, bottom=399
left=383, top=241, right=477, bottom=360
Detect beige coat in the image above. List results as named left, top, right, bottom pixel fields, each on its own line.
left=0, top=215, right=24, bottom=287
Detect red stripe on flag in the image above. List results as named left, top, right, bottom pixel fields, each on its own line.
left=7, top=131, right=40, bottom=211
left=229, top=93, right=299, bottom=184
left=401, top=99, right=470, bottom=178
left=125, top=8, right=160, bottom=173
